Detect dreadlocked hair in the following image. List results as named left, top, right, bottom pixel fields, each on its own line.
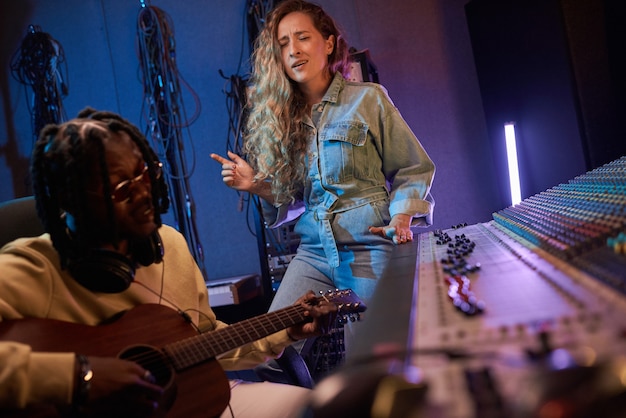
left=31, top=107, right=169, bottom=269
left=244, top=0, right=351, bottom=205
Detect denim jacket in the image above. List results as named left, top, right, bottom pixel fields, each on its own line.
left=262, top=73, right=435, bottom=263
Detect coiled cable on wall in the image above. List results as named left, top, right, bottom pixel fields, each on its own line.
left=10, top=24, right=68, bottom=142
left=216, top=1, right=279, bottom=234
left=246, top=0, right=277, bottom=49
left=136, top=2, right=207, bottom=280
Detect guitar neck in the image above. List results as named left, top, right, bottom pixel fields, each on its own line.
left=164, top=304, right=307, bottom=370
left=0, top=289, right=364, bottom=418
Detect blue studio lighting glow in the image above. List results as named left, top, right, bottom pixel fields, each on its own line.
left=504, top=122, right=522, bottom=206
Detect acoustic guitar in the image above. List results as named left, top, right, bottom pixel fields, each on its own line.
left=0, top=289, right=365, bottom=418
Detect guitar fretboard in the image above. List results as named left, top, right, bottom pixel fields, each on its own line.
left=164, top=305, right=307, bottom=370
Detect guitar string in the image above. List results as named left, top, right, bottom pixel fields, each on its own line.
left=120, top=269, right=355, bottom=417
left=110, top=293, right=356, bottom=417
left=85, top=253, right=237, bottom=416
left=108, top=308, right=310, bottom=391
left=126, top=258, right=206, bottom=375
left=122, top=261, right=305, bottom=369
left=127, top=276, right=356, bottom=374
left=125, top=254, right=215, bottom=370
left=168, top=306, right=307, bottom=368
left=116, top=303, right=307, bottom=371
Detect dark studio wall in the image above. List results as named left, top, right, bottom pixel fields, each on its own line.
left=466, top=0, right=626, bottom=208
left=3, top=0, right=616, bottom=283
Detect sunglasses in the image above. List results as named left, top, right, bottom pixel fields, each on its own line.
left=109, top=162, right=163, bottom=203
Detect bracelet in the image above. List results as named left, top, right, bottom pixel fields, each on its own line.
left=73, top=354, right=93, bottom=407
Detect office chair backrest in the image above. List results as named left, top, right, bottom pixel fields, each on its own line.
left=0, top=196, right=45, bottom=248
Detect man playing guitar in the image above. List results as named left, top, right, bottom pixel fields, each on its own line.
left=0, top=108, right=354, bottom=418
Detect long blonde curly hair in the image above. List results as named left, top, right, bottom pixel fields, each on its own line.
left=244, top=0, right=350, bottom=205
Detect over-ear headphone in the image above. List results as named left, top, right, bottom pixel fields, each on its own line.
left=68, top=231, right=164, bottom=293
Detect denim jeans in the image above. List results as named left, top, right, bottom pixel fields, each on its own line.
left=270, top=197, right=395, bottom=313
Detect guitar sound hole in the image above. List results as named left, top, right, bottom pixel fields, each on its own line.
left=118, top=344, right=174, bottom=388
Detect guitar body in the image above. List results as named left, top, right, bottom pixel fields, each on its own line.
left=0, top=304, right=230, bottom=418
left=0, top=290, right=367, bottom=418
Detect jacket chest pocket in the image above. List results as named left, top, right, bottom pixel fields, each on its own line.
left=319, top=121, right=369, bottom=184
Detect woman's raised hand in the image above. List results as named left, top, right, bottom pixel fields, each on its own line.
left=210, top=151, right=256, bottom=192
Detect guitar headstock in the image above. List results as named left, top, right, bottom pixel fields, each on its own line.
left=319, top=289, right=367, bottom=324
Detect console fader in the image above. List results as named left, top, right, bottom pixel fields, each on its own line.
left=413, top=157, right=626, bottom=418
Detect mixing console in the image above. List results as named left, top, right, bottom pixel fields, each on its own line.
left=413, top=157, right=626, bottom=418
